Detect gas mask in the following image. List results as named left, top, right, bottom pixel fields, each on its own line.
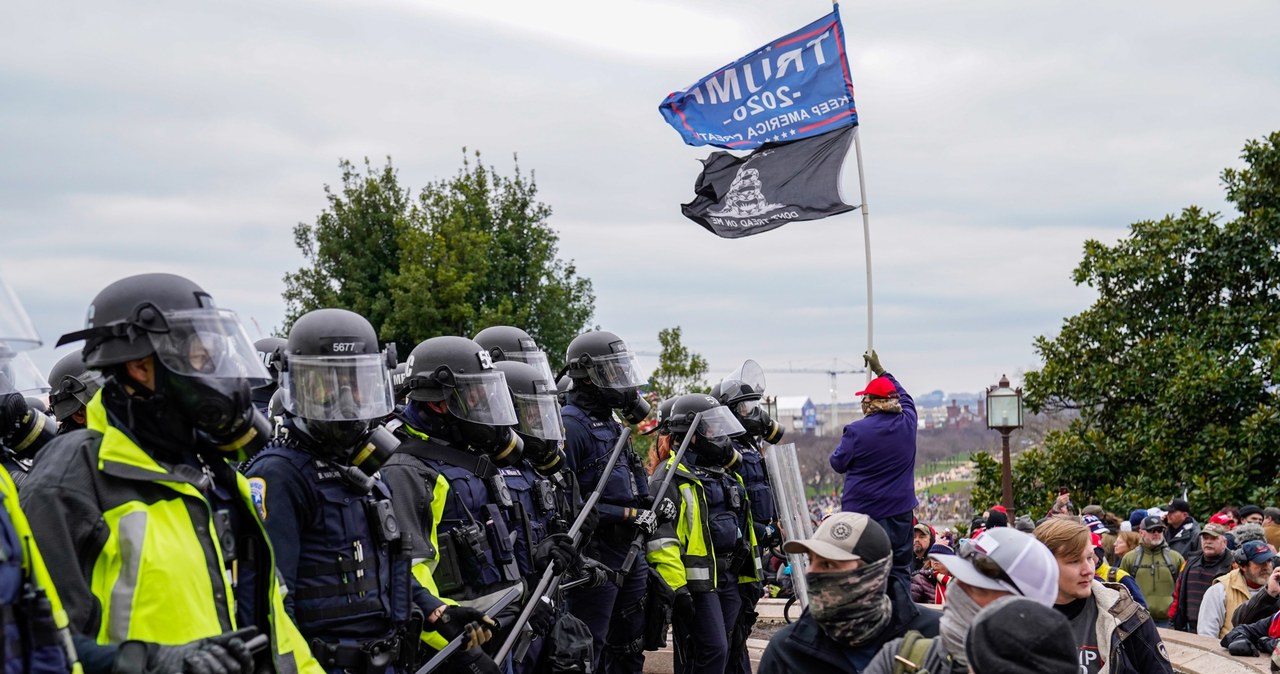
left=458, top=419, right=524, bottom=467
left=690, top=433, right=740, bottom=469
left=521, top=433, right=566, bottom=475
left=160, top=364, right=270, bottom=456
left=590, top=385, right=650, bottom=423
left=740, top=408, right=784, bottom=444
left=293, top=416, right=374, bottom=461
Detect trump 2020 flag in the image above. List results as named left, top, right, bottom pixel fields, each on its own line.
left=659, top=5, right=857, bottom=150
left=682, top=125, right=857, bottom=239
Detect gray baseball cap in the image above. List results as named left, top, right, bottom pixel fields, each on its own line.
left=783, top=512, right=892, bottom=563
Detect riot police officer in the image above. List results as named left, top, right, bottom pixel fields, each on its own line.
left=645, top=394, right=759, bottom=674
left=559, top=330, right=662, bottom=674
left=0, top=273, right=79, bottom=674
left=24, top=272, right=320, bottom=674
left=713, top=360, right=784, bottom=674
left=474, top=326, right=556, bottom=384
left=47, top=350, right=103, bottom=434
left=245, top=309, right=489, bottom=674
left=381, top=336, right=573, bottom=669
left=252, top=336, right=287, bottom=417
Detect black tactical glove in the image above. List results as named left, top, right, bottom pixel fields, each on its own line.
left=628, top=509, right=659, bottom=536
left=578, top=505, right=600, bottom=542
left=673, top=587, right=695, bottom=626
left=575, top=557, right=613, bottom=589
left=533, top=533, right=580, bottom=575
left=0, top=392, right=33, bottom=447
left=137, top=627, right=257, bottom=674
left=1228, top=637, right=1258, bottom=657
left=436, top=605, right=497, bottom=650
left=451, top=647, right=500, bottom=674
left=654, top=498, right=677, bottom=524
left=757, top=523, right=782, bottom=548
left=863, top=350, right=885, bottom=376
left=527, top=595, right=556, bottom=635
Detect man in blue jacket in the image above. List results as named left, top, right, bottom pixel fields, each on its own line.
left=830, top=350, right=918, bottom=587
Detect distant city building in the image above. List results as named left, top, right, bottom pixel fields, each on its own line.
left=775, top=396, right=819, bottom=435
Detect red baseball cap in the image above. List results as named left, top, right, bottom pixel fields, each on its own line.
left=855, top=376, right=896, bottom=397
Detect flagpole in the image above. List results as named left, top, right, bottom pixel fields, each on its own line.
left=853, top=128, right=874, bottom=374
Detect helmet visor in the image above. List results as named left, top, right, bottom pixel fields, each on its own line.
left=507, top=350, right=556, bottom=385
left=694, top=405, right=746, bottom=439
left=734, top=399, right=761, bottom=417
left=512, top=392, right=564, bottom=441
left=585, top=351, right=646, bottom=390
left=1, top=350, right=51, bottom=395
left=148, top=309, right=271, bottom=383
left=720, top=359, right=766, bottom=401
left=0, top=276, right=41, bottom=352
left=447, top=371, right=519, bottom=425
left=282, top=354, right=394, bottom=421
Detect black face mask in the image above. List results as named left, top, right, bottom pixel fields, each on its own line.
left=152, top=365, right=271, bottom=457
left=458, top=419, right=524, bottom=467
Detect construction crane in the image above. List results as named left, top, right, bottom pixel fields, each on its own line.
left=783, top=360, right=867, bottom=436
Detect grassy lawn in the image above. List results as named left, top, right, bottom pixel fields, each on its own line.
left=919, top=480, right=972, bottom=497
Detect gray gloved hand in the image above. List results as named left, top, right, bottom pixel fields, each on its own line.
left=629, top=509, right=659, bottom=536
left=144, top=627, right=257, bottom=674
left=863, top=350, right=885, bottom=376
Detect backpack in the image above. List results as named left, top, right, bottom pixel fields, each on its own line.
left=548, top=612, right=594, bottom=673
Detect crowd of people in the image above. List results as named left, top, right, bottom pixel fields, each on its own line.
left=3, top=270, right=1277, bottom=674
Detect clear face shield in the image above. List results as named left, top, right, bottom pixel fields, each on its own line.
left=720, top=359, right=767, bottom=401
left=512, top=391, right=564, bottom=441
left=147, top=309, right=271, bottom=384
left=584, top=351, right=646, bottom=390
left=447, top=371, right=519, bottom=426
left=0, top=347, right=51, bottom=395
left=506, top=350, right=556, bottom=385
left=282, top=354, right=395, bottom=421
left=694, top=405, right=747, bottom=440
left=0, top=276, right=41, bottom=352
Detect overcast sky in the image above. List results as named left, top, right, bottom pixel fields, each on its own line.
left=3, top=1, right=1278, bottom=403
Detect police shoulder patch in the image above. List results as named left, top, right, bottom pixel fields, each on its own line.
left=248, top=477, right=268, bottom=520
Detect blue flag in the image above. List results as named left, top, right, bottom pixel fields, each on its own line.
left=659, top=5, right=857, bottom=150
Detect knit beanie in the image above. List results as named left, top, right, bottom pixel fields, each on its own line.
left=985, top=510, right=1009, bottom=528
left=966, top=597, right=1078, bottom=674
left=1014, top=515, right=1036, bottom=533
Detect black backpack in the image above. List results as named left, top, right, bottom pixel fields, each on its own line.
left=548, top=613, right=593, bottom=673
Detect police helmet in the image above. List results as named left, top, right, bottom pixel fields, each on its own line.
left=564, top=330, right=645, bottom=390
left=475, top=325, right=556, bottom=384
left=494, top=360, right=565, bottom=473
left=667, top=393, right=746, bottom=440
left=402, top=336, right=517, bottom=426
left=280, top=309, right=394, bottom=425
left=48, top=350, right=104, bottom=422
left=254, top=337, right=287, bottom=384
left=56, top=273, right=269, bottom=382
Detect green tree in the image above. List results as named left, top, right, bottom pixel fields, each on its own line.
left=282, top=158, right=409, bottom=333
left=977, top=132, right=1280, bottom=518
left=283, top=152, right=595, bottom=358
left=647, top=326, right=711, bottom=402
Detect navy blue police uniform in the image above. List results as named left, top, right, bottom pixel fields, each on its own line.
left=561, top=396, right=649, bottom=674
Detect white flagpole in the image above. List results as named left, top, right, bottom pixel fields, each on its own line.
left=853, top=127, right=874, bottom=374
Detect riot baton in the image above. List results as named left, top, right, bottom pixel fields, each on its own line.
left=618, top=413, right=702, bottom=577
left=493, top=427, right=633, bottom=664
left=415, top=585, right=522, bottom=674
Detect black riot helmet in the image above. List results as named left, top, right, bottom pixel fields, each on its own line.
left=715, top=359, right=784, bottom=444
left=280, top=309, right=397, bottom=469
left=252, top=336, right=286, bottom=412
left=493, top=360, right=565, bottom=475
left=56, top=273, right=272, bottom=456
left=563, top=329, right=650, bottom=422
left=474, top=325, right=556, bottom=384
left=47, top=350, right=103, bottom=425
left=403, top=335, right=523, bottom=465
left=667, top=393, right=746, bottom=469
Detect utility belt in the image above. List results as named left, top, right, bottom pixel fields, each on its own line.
left=309, top=634, right=404, bottom=674
left=435, top=511, right=520, bottom=597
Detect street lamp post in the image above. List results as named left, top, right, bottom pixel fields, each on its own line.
left=986, top=374, right=1024, bottom=516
